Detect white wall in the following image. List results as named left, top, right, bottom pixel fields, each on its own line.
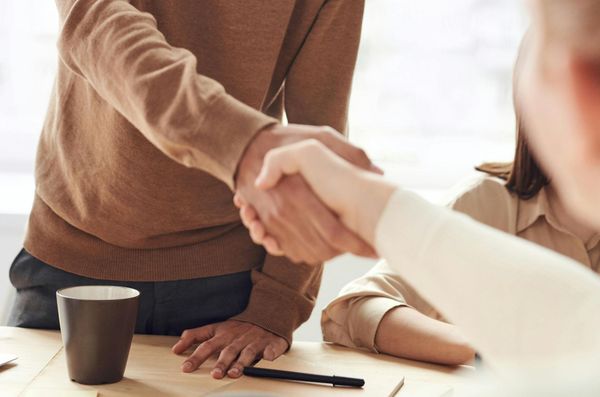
left=0, top=214, right=26, bottom=324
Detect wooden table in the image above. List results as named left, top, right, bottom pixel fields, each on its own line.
left=0, top=326, right=473, bottom=396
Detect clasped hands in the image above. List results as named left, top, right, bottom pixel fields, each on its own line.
left=234, top=123, right=382, bottom=265
left=235, top=123, right=396, bottom=260
left=172, top=124, right=395, bottom=379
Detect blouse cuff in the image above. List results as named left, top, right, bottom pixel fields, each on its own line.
left=349, top=296, right=407, bottom=352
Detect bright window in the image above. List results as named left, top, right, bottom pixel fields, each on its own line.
left=0, top=1, right=58, bottom=213
left=0, top=0, right=527, bottom=212
left=350, top=0, right=527, bottom=201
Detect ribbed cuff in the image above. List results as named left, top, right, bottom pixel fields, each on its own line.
left=231, top=271, right=315, bottom=346
left=195, top=94, right=278, bottom=189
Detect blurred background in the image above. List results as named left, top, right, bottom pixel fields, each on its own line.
left=0, top=0, right=527, bottom=339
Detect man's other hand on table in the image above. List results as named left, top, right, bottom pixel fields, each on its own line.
left=172, top=320, right=288, bottom=379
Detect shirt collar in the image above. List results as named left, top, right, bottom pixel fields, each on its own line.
left=588, top=234, right=600, bottom=251
left=517, top=186, right=600, bottom=251
left=516, top=186, right=552, bottom=233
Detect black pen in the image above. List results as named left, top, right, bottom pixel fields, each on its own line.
left=242, top=366, right=365, bottom=388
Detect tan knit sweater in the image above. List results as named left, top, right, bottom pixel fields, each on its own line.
left=24, top=0, right=364, bottom=341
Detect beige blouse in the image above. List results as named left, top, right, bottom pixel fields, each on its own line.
left=321, top=176, right=600, bottom=352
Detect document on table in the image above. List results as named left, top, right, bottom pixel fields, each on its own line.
left=215, top=354, right=407, bottom=396
left=20, top=390, right=97, bottom=397
left=0, top=353, right=17, bottom=367
left=399, top=381, right=454, bottom=397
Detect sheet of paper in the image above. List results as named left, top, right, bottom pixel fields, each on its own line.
left=213, top=354, right=405, bottom=397
left=0, top=353, right=18, bottom=367
left=20, top=389, right=97, bottom=397
left=398, top=380, right=453, bottom=397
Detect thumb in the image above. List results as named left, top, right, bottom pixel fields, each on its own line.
left=255, top=145, right=303, bottom=189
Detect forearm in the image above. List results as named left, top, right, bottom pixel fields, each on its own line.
left=56, top=0, right=274, bottom=187
left=375, top=188, right=600, bottom=373
left=375, top=306, right=475, bottom=365
left=232, top=255, right=322, bottom=344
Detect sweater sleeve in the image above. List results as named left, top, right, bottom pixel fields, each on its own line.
left=284, top=0, right=364, bottom=132
left=55, top=0, right=276, bottom=189
left=232, top=255, right=323, bottom=344
left=231, top=0, right=365, bottom=342
left=375, top=188, right=600, bottom=374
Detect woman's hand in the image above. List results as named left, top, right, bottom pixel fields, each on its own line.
left=234, top=140, right=396, bottom=260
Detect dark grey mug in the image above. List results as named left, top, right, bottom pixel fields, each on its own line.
left=56, top=286, right=140, bottom=385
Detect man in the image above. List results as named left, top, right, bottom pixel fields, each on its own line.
left=7, top=0, right=375, bottom=379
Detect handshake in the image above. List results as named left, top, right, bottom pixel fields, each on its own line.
left=234, top=123, right=397, bottom=265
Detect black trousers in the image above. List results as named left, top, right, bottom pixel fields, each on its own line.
left=7, top=249, right=253, bottom=335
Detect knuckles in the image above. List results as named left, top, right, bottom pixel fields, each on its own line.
left=220, top=345, right=240, bottom=357
left=260, top=186, right=298, bottom=225
left=319, top=125, right=338, bottom=137
left=242, top=346, right=259, bottom=358
left=261, top=204, right=286, bottom=226
left=199, top=339, right=217, bottom=352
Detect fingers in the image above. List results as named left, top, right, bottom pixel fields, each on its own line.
left=212, top=342, right=245, bottom=379
left=172, top=325, right=215, bottom=355
left=182, top=337, right=226, bottom=373
left=255, top=143, right=307, bottom=189
left=240, top=147, right=360, bottom=264
left=371, top=163, right=385, bottom=175
left=263, top=337, right=288, bottom=361
left=254, top=155, right=285, bottom=190
left=283, top=175, right=370, bottom=259
left=262, top=236, right=284, bottom=256
left=239, top=204, right=282, bottom=253
left=233, top=193, right=245, bottom=208
left=238, top=195, right=283, bottom=254
left=254, top=135, right=379, bottom=191
left=226, top=343, right=262, bottom=378
left=185, top=321, right=289, bottom=380
left=272, top=176, right=338, bottom=264
left=308, top=200, right=376, bottom=258
left=245, top=174, right=344, bottom=264
left=316, top=128, right=374, bottom=171
left=248, top=219, right=266, bottom=243
left=244, top=182, right=370, bottom=262
left=227, top=337, right=288, bottom=378
left=325, top=223, right=376, bottom=258
left=240, top=205, right=258, bottom=229
left=247, top=218, right=283, bottom=256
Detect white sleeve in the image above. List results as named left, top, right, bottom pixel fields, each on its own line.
left=375, top=188, right=600, bottom=373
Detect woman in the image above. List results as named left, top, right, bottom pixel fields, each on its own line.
left=234, top=0, right=600, bottom=392
left=318, top=50, right=598, bottom=366
left=237, top=136, right=600, bottom=388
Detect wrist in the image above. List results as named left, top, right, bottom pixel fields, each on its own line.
left=235, top=123, right=281, bottom=188
left=353, top=173, right=396, bottom=246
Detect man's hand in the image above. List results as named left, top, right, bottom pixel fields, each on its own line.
left=235, top=124, right=379, bottom=265
left=236, top=140, right=396, bottom=252
left=172, top=320, right=288, bottom=379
